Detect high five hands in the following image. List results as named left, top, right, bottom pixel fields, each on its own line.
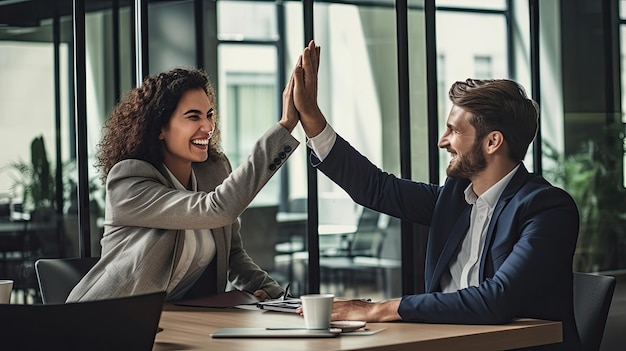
left=293, top=40, right=326, bottom=138
left=279, top=40, right=327, bottom=137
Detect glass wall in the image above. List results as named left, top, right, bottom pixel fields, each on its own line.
left=1, top=0, right=625, bottom=305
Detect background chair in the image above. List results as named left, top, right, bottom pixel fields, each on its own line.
left=573, top=272, right=616, bottom=351
left=0, top=290, right=165, bottom=351
left=35, top=256, right=100, bottom=304
left=319, top=209, right=390, bottom=296
left=239, top=205, right=279, bottom=272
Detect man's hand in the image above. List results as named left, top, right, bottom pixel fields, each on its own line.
left=293, top=40, right=327, bottom=138
left=296, top=298, right=403, bottom=322
left=332, top=299, right=402, bottom=322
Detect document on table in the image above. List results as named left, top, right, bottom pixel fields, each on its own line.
left=256, top=298, right=301, bottom=313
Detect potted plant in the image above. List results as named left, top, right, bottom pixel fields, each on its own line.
left=2, top=135, right=56, bottom=220
left=543, top=133, right=626, bottom=272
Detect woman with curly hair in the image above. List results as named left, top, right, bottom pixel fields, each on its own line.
left=67, top=64, right=302, bottom=303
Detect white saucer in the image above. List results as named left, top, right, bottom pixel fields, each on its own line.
left=330, top=320, right=367, bottom=332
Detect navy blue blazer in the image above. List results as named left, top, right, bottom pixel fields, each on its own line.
left=313, top=135, right=581, bottom=351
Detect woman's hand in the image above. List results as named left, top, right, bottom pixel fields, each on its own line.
left=278, top=68, right=299, bottom=133
left=253, top=289, right=271, bottom=301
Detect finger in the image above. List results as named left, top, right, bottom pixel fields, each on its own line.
left=302, top=47, right=315, bottom=84
left=282, top=69, right=294, bottom=98
left=307, top=40, right=319, bottom=74
left=315, top=46, right=321, bottom=73
left=293, top=55, right=304, bottom=89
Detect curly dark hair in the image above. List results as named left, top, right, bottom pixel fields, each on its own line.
left=449, top=78, right=539, bottom=162
left=96, top=67, right=223, bottom=182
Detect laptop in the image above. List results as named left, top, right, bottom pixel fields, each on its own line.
left=0, top=291, right=166, bottom=351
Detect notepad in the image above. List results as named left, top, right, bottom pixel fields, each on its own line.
left=256, top=298, right=301, bottom=313
left=211, top=327, right=339, bottom=338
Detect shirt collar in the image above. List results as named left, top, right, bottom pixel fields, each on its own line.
left=464, top=164, right=520, bottom=207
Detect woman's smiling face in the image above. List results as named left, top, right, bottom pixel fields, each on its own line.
left=159, top=88, right=215, bottom=171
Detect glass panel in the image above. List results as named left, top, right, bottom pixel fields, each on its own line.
left=218, top=1, right=278, bottom=40
left=622, top=25, right=626, bottom=190
left=435, top=10, right=508, bottom=183
left=149, top=1, right=196, bottom=73
left=0, top=37, right=70, bottom=304
left=218, top=44, right=279, bottom=205
left=309, top=2, right=402, bottom=299
left=436, top=0, right=506, bottom=11
left=622, top=26, right=626, bottom=125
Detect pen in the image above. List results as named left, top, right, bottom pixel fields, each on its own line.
left=281, top=283, right=291, bottom=301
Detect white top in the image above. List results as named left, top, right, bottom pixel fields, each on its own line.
left=163, top=165, right=216, bottom=300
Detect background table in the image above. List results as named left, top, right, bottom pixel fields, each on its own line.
left=153, top=305, right=562, bottom=351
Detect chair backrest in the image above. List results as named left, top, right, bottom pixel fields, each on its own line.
left=35, top=256, right=100, bottom=304
left=0, top=291, right=165, bottom=351
left=573, top=272, right=616, bottom=351
left=349, top=208, right=385, bottom=257
left=318, top=192, right=361, bottom=226
left=239, top=205, right=279, bottom=271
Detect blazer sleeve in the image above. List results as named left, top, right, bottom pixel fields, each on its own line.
left=314, top=135, right=440, bottom=225
left=226, top=217, right=283, bottom=298
left=104, top=123, right=299, bottom=230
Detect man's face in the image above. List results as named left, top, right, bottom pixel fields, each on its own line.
left=438, top=105, right=487, bottom=179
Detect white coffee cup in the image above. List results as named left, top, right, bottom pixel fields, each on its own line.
left=0, top=280, right=13, bottom=304
left=300, top=293, right=334, bottom=329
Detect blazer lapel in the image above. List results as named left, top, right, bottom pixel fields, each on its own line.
left=211, top=226, right=228, bottom=290
left=428, top=204, right=472, bottom=292
left=478, top=164, right=532, bottom=279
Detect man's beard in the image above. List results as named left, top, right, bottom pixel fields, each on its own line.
left=446, top=140, right=487, bottom=179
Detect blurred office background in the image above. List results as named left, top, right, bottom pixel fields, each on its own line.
left=0, top=1, right=624, bottom=349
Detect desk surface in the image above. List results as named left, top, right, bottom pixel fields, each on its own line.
left=153, top=305, right=562, bottom=351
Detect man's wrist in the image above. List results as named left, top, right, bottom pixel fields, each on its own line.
left=372, top=299, right=402, bottom=322
left=301, top=109, right=326, bottom=137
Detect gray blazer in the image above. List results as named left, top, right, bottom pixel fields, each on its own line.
left=67, top=123, right=299, bottom=302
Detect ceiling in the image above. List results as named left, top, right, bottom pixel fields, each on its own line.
left=0, top=0, right=135, bottom=27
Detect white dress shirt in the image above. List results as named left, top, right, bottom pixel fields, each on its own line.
left=440, top=164, right=519, bottom=292
left=306, top=123, right=337, bottom=161
left=162, top=165, right=217, bottom=300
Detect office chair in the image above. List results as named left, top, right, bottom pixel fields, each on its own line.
left=0, top=290, right=166, bottom=351
left=573, top=272, right=616, bottom=351
left=35, top=256, right=100, bottom=304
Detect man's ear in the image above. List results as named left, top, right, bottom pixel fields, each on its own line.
left=485, top=131, right=504, bottom=155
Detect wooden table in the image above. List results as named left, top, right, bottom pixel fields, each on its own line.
left=153, top=305, right=562, bottom=351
